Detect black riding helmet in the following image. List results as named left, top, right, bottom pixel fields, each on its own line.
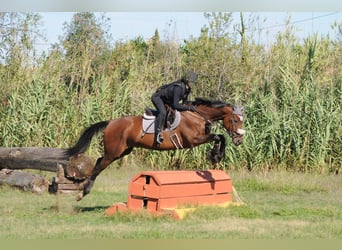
left=181, top=70, right=198, bottom=84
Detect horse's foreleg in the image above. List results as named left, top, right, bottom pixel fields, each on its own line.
left=191, top=133, right=226, bottom=164
left=206, top=134, right=226, bottom=164
left=193, top=134, right=222, bottom=145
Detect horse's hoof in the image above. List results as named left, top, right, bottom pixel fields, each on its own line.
left=75, top=192, right=84, bottom=201
left=74, top=179, right=93, bottom=201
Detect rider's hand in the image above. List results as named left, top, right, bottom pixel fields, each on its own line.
left=188, top=106, right=196, bottom=112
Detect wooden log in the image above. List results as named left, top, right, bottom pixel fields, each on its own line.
left=0, top=169, right=49, bottom=193
left=0, top=147, right=68, bottom=172
left=56, top=183, right=83, bottom=190
left=0, top=147, right=94, bottom=180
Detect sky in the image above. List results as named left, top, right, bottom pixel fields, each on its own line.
left=37, top=12, right=342, bottom=53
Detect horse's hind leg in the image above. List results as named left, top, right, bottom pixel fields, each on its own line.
left=76, top=155, right=112, bottom=201
left=76, top=148, right=133, bottom=201
left=83, top=157, right=106, bottom=193
left=81, top=157, right=106, bottom=194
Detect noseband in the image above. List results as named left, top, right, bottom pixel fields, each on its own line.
left=226, top=121, right=245, bottom=138
left=231, top=105, right=245, bottom=136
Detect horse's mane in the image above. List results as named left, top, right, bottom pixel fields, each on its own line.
left=191, top=97, right=229, bottom=108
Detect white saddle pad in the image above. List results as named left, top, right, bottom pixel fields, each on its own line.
left=142, top=110, right=181, bottom=134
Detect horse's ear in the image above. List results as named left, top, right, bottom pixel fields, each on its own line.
left=233, top=105, right=244, bottom=115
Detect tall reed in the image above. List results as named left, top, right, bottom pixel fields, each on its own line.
left=0, top=14, right=341, bottom=173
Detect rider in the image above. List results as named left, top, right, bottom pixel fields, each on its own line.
left=151, top=71, right=198, bottom=144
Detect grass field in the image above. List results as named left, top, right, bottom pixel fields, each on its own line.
left=0, top=165, right=341, bottom=239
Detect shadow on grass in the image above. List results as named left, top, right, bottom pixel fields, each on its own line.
left=74, top=205, right=109, bottom=213
left=43, top=204, right=110, bottom=214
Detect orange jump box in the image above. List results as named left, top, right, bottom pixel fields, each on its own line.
left=106, top=170, right=232, bottom=218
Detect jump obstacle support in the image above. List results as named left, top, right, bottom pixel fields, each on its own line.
left=105, top=170, right=241, bottom=219
left=49, top=164, right=84, bottom=194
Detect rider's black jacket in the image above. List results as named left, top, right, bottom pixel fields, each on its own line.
left=153, top=79, right=190, bottom=111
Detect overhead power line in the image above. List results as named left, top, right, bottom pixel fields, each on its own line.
left=249, top=12, right=341, bottom=32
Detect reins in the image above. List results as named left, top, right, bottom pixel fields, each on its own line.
left=191, top=108, right=212, bottom=125
left=192, top=107, right=234, bottom=136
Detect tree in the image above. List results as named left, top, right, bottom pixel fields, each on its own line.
left=0, top=13, right=43, bottom=93
left=182, top=12, right=235, bottom=98
left=203, top=12, right=233, bottom=39
left=59, top=12, right=112, bottom=93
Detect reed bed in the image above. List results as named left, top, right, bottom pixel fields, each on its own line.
left=0, top=13, right=341, bottom=173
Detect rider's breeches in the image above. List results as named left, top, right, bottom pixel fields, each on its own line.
left=151, top=94, right=166, bottom=132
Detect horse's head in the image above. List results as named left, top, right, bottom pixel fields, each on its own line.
left=222, top=105, right=245, bottom=146
left=191, top=98, right=245, bottom=146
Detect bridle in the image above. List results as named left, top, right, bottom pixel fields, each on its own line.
left=221, top=114, right=244, bottom=140
left=193, top=107, right=245, bottom=138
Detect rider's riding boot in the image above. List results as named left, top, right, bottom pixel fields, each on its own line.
left=154, top=114, right=164, bottom=144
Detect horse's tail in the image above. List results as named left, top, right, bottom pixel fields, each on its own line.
left=65, top=121, right=109, bottom=157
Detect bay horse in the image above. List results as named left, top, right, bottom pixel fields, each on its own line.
left=65, top=98, right=245, bottom=200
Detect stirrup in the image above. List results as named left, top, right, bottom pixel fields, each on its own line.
left=156, top=132, right=164, bottom=144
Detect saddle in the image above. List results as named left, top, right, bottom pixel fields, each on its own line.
left=142, top=106, right=181, bottom=134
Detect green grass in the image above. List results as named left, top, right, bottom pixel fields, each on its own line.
left=1, top=166, right=341, bottom=239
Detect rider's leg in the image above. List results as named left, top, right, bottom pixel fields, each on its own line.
left=151, top=94, right=166, bottom=144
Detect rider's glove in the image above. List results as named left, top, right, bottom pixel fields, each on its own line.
left=188, top=106, right=196, bottom=112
